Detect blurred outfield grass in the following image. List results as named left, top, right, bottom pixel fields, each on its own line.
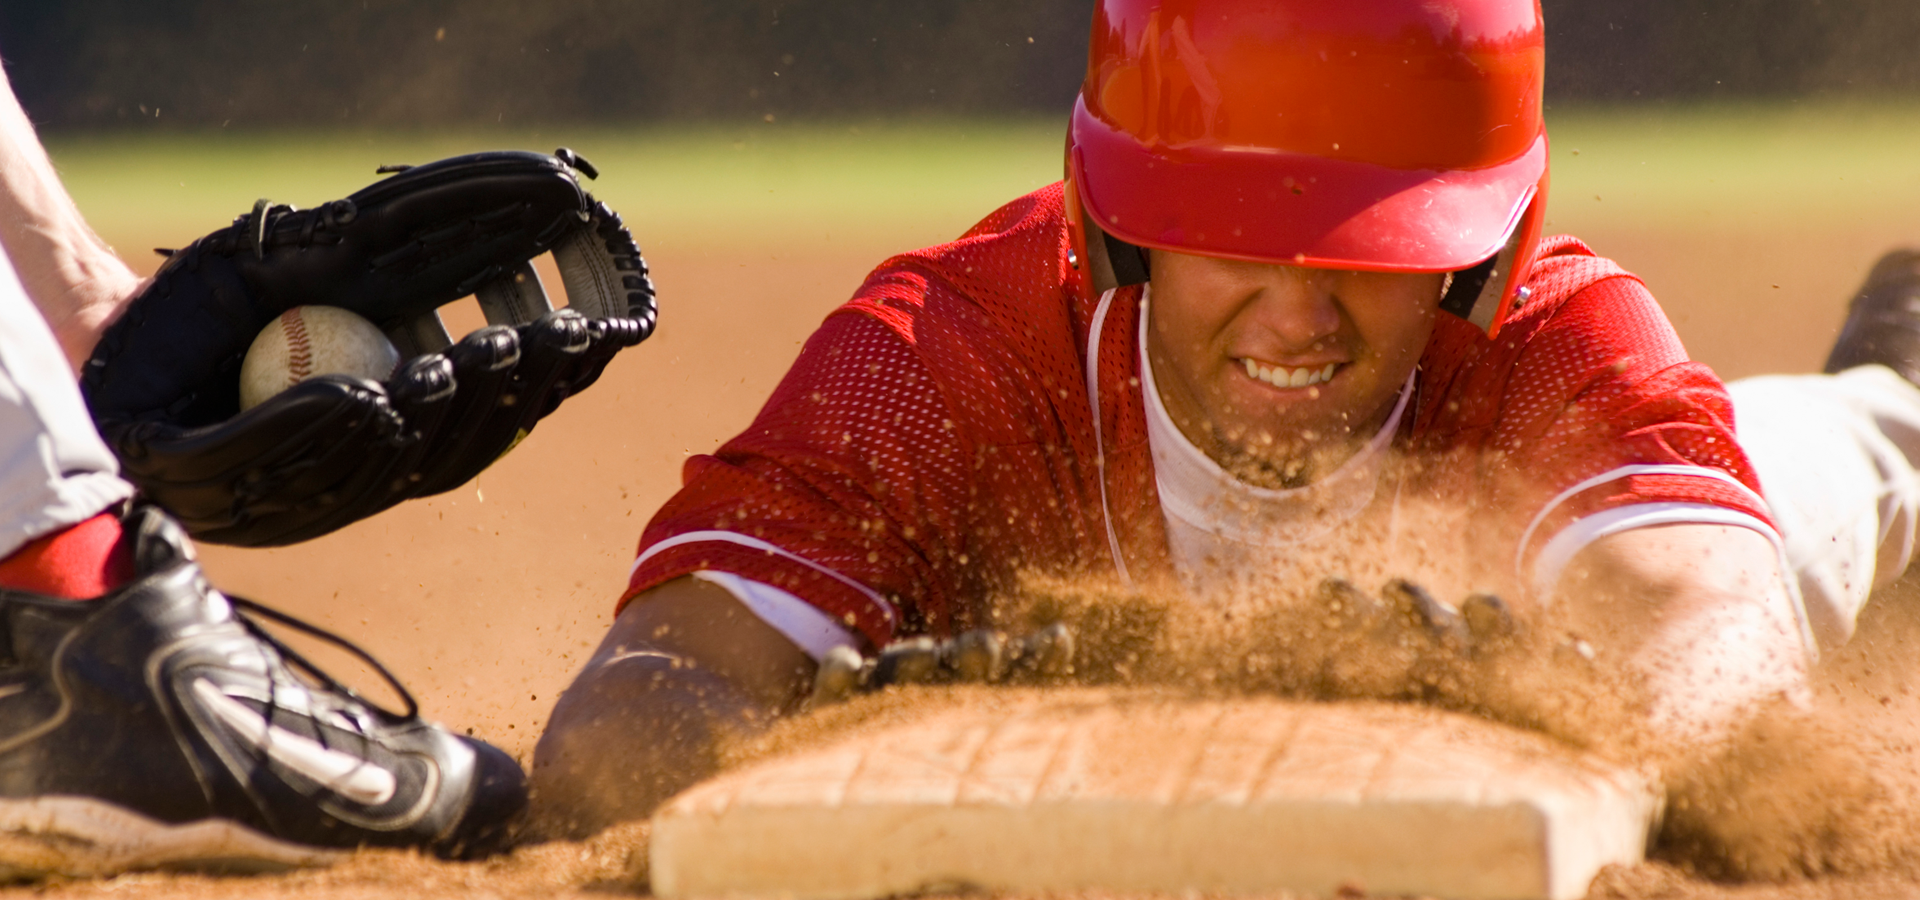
left=50, top=119, right=1069, bottom=255
left=1542, top=101, right=1920, bottom=233
left=43, top=100, right=1920, bottom=257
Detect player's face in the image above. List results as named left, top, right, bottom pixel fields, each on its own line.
left=1145, top=250, right=1445, bottom=487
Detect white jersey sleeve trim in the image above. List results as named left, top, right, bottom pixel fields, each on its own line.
left=691, top=571, right=859, bottom=661
left=1532, top=502, right=1776, bottom=597
left=631, top=530, right=900, bottom=630
left=1530, top=501, right=1818, bottom=661
left=1514, top=463, right=1770, bottom=577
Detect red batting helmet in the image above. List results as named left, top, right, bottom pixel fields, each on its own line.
left=1064, top=0, right=1549, bottom=336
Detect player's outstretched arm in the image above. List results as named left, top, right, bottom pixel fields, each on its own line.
left=531, top=577, right=816, bottom=838
left=1557, top=523, right=1809, bottom=750
left=0, top=66, right=141, bottom=371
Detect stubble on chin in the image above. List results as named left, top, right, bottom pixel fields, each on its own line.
left=1206, top=423, right=1365, bottom=490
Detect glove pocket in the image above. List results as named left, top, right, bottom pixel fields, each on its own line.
left=113, top=376, right=412, bottom=546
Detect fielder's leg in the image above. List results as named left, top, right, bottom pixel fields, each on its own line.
left=0, top=247, right=133, bottom=558
left=0, top=248, right=531, bottom=871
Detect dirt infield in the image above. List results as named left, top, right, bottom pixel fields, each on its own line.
left=19, top=121, right=1920, bottom=896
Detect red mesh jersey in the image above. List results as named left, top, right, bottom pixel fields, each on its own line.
left=627, top=184, right=1769, bottom=648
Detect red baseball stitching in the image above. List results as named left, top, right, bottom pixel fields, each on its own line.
left=284, top=308, right=313, bottom=387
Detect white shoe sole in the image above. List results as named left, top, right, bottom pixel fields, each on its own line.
left=0, top=796, right=341, bottom=879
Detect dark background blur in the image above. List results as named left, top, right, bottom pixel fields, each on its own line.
left=2, top=0, right=1918, bottom=130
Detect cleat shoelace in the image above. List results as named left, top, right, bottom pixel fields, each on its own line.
left=224, top=596, right=420, bottom=723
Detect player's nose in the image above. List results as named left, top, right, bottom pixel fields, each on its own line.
left=1245, top=265, right=1343, bottom=351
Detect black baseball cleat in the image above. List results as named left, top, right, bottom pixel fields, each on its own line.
left=1825, top=248, right=1920, bottom=386
left=0, top=506, right=525, bottom=878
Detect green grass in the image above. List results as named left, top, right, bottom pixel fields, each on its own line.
left=42, top=101, right=1920, bottom=252
left=46, top=120, right=1071, bottom=251
left=1545, top=101, right=1920, bottom=231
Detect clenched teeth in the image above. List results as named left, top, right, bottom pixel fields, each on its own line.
left=1241, top=358, right=1337, bottom=389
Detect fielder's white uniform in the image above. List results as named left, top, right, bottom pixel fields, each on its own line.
left=0, top=248, right=134, bottom=560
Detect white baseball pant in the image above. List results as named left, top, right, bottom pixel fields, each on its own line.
left=0, top=247, right=134, bottom=559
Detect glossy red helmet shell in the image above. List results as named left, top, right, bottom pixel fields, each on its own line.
left=1066, top=0, right=1549, bottom=335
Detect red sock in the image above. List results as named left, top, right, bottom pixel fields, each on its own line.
left=0, top=512, right=135, bottom=600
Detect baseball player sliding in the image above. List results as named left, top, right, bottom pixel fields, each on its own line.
left=533, top=0, right=1920, bottom=837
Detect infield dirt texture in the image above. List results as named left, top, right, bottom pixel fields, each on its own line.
left=23, top=104, right=1920, bottom=899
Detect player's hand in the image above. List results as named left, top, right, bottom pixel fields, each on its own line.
left=81, top=149, right=657, bottom=547
left=1309, top=576, right=1530, bottom=699
left=807, top=624, right=1077, bottom=707
left=1316, top=576, right=1520, bottom=658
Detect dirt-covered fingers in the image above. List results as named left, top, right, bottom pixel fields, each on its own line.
left=806, top=623, right=1079, bottom=708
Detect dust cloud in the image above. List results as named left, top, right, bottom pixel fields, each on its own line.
left=719, top=494, right=1920, bottom=890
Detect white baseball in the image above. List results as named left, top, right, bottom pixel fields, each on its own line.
left=238, top=305, right=402, bottom=411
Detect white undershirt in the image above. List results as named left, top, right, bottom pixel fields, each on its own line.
left=1138, top=293, right=1413, bottom=599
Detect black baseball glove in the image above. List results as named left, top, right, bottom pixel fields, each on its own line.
left=82, top=148, right=656, bottom=547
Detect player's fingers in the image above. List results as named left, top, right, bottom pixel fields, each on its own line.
left=1316, top=577, right=1385, bottom=633
left=1007, top=623, right=1075, bottom=681
left=1382, top=579, right=1468, bottom=648
left=872, top=637, right=941, bottom=687
left=808, top=623, right=1074, bottom=709
left=809, top=646, right=866, bottom=708
left=1460, top=592, right=1519, bottom=652
left=949, top=629, right=1007, bottom=683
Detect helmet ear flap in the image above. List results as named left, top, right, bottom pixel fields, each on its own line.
left=1438, top=186, right=1546, bottom=337
left=1438, top=255, right=1499, bottom=326
left=1103, top=232, right=1151, bottom=288
left=1065, top=157, right=1153, bottom=299
left=1438, top=242, right=1521, bottom=334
